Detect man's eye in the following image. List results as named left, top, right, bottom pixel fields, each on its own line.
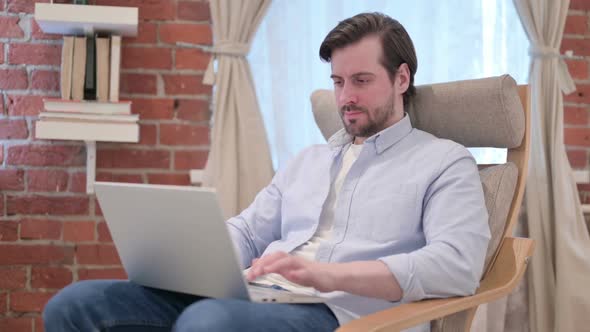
left=356, top=78, right=370, bottom=84
left=333, top=81, right=343, bottom=87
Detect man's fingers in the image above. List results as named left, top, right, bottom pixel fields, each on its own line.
left=247, top=252, right=289, bottom=281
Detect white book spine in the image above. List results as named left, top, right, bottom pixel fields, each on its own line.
left=109, top=35, right=122, bottom=102
left=36, top=120, right=139, bottom=143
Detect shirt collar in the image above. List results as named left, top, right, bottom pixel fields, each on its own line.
left=328, top=114, right=414, bottom=154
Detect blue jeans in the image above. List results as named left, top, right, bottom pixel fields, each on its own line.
left=43, top=280, right=339, bottom=332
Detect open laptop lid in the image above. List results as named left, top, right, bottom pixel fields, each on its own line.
left=94, top=181, right=250, bottom=300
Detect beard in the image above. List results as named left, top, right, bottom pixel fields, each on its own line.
left=339, top=94, right=396, bottom=138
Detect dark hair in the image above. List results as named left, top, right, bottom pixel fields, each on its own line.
left=319, top=12, right=418, bottom=106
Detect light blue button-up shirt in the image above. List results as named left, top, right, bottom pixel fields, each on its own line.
left=227, top=115, right=490, bottom=329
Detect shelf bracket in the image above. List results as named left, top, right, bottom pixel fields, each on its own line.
left=85, top=140, right=96, bottom=194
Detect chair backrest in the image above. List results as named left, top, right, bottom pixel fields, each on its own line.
left=310, top=75, right=530, bottom=331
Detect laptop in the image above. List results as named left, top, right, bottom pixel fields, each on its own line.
left=94, top=181, right=324, bottom=304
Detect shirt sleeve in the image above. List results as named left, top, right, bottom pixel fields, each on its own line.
left=226, top=175, right=284, bottom=269
left=378, top=144, right=491, bottom=302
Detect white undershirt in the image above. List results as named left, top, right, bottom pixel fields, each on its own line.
left=248, top=142, right=363, bottom=294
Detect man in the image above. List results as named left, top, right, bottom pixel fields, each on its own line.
left=43, top=12, right=490, bottom=332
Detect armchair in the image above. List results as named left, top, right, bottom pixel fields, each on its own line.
left=310, top=75, right=533, bottom=332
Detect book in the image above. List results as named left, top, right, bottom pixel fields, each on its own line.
left=71, top=36, right=87, bottom=101
left=60, top=36, right=74, bottom=100
left=39, top=111, right=138, bottom=123
left=84, top=36, right=96, bottom=100
left=34, top=3, right=138, bottom=37
left=95, top=36, right=110, bottom=102
left=35, top=119, right=139, bottom=143
left=109, top=35, right=122, bottom=102
left=43, top=98, right=132, bottom=115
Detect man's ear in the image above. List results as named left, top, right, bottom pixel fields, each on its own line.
left=396, top=63, right=410, bottom=94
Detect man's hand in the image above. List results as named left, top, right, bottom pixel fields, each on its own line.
left=246, top=251, right=336, bottom=292
left=246, top=251, right=404, bottom=301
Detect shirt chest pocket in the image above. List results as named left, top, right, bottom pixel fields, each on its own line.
left=348, top=184, right=419, bottom=242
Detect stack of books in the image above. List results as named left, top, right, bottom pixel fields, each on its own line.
left=36, top=35, right=139, bottom=143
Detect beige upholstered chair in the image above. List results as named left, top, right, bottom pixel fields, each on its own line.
left=310, top=75, right=534, bottom=332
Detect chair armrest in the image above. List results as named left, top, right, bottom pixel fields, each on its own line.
left=336, top=237, right=534, bottom=332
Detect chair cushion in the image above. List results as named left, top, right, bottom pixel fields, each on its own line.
left=479, top=162, right=518, bottom=271
left=310, top=75, right=524, bottom=148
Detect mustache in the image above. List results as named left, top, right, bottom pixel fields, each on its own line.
left=340, top=105, right=367, bottom=113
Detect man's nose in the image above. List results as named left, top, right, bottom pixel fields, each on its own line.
left=338, top=83, right=358, bottom=106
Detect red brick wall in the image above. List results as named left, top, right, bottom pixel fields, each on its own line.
left=564, top=1, right=590, bottom=208
left=0, top=1, right=211, bottom=331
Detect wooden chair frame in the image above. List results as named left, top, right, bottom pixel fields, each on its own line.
left=337, top=85, right=534, bottom=332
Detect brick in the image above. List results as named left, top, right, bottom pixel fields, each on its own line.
left=124, top=22, right=157, bottom=44
left=131, top=98, right=174, bottom=120
left=122, top=47, right=172, bottom=69
left=139, top=124, right=157, bottom=145
left=0, top=220, right=18, bottom=241
left=174, top=150, right=208, bottom=170
left=78, top=267, right=127, bottom=280
left=7, top=144, right=85, bottom=167
left=0, top=16, right=24, bottom=38
left=76, top=244, right=121, bottom=265
left=160, top=124, right=209, bottom=145
left=564, top=84, right=590, bottom=104
left=35, top=316, right=44, bottom=332
left=31, top=267, right=73, bottom=289
left=0, top=119, right=28, bottom=139
left=163, top=74, right=211, bottom=95
left=95, top=172, right=143, bottom=183
left=69, top=172, right=86, bottom=193
left=178, top=1, right=210, bottom=21
left=0, top=145, right=3, bottom=164
left=175, top=48, right=210, bottom=70
left=147, top=173, right=190, bottom=185
left=63, top=221, right=95, bottom=242
left=566, top=59, right=589, bottom=80
left=7, top=195, right=89, bottom=215
left=565, top=127, right=590, bottom=146
left=176, top=99, right=209, bottom=122
left=0, top=318, right=33, bottom=332
left=0, top=43, right=4, bottom=63
left=160, top=23, right=212, bottom=45
left=32, top=20, right=61, bottom=40
left=20, top=219, right=62, bottom=240
left=570, top=0, right=590, bottom=11
left=10, top=291, right=54, bottom=312
left=565, top=106, right=589, bottom=125
left=120, top=73, right=157, bottom=95
left=31, top=70, right=60, bottom=91
left=565, top=15, right=588, bottom=35
left=0, top=267, right=27, bottom=289
left=96, top=222, right=112, bottom=242
left=567, top=149, right=587, bottom=168
left=96, top=0, right=175, bottom=20
left=0, top=169, right=25, bottom=190
left=0, top=69, right=28, bottom=89
left=97, top=149, right=170, bottom=169
left=0, top=244, right=73, bottom=264
left=9, top=43, right=61, bottom=65
left=561, top=38, right=590, bottom=57
left=27, top=169, right=69, bottom=192
left=0, top=293, right=6, bottom=314
left=7, top=0, right=42, bottom=14
left=95, top=197, right=103, bottom=216
left=6, top=95, right=45, bottom=116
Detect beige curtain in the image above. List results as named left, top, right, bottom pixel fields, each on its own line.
left=202, top=0, right=274, bottom=218
left=513, top=0, right=590, bottom=331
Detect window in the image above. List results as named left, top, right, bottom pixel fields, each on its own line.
left=249, top=0, right=529, bottom=169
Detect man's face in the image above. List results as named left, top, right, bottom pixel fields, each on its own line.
left=330, top=35, right=406, bottom=141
